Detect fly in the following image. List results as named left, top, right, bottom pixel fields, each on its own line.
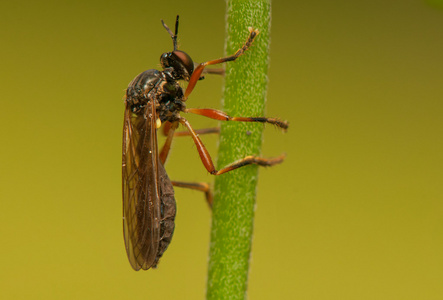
left=122, top=15, right=288, bottom=271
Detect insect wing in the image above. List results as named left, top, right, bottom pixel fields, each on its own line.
left=122, top=101, right=161, bottom=270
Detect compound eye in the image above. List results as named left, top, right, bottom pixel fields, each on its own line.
left=172, top=50, right=194, bottom=77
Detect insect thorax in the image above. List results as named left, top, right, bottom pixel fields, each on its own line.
left=126, top=69, right=185, bottom=121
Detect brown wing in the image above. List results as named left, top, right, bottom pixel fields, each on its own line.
left=122, top=101, right=161, bottom=270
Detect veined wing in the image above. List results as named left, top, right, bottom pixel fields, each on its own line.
left=122, top=101, right=161, bottom=270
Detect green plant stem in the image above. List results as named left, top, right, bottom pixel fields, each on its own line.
left=206, top=1, right=271, bottom=299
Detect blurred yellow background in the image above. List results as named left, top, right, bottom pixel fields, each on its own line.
left=1, top=0, right=442, bottom=299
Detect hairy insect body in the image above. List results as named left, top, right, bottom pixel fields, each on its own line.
left=126, top=69, right=185, bottom=122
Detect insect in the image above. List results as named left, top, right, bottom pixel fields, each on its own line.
left=122, top=15, right=288, bottom=271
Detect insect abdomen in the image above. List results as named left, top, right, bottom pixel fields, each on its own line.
left=154, top=162, right=176, bottom=267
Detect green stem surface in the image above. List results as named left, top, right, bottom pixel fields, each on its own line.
left=206, top=1, right=271, bottom=299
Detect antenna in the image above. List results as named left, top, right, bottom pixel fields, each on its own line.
left=161, top=15, right=179, bottom=51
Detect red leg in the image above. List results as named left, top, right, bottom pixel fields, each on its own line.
left=184, top=28, right=259, bottom=100
left=159, top=121, right=178, bottom=165
left=161, top=121, right=173, bottom=136
left=171, top=181, right=213, bottom=208
left=160, top=123, right=218, bottom=164
left=185, top=108, right=288, bottom=130
left=178, top=117, right=285, bottom=175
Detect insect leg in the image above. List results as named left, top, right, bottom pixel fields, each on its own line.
left=202, top=68, right=225, bottom=76
left=161, top=121, right=173, bottom=136
left=185, top=108, right=288, bottom=131
left=160, top=122, right=219, bottom=163
left=171, top=181, right=213, bottom=208
left=184, top=27, right=259, bottom=99
left=212, top=154, right=285, bottom=175
left=163, top=121, right=219, bottom=137
left=198, top=67, right=225, bottom=80
left=179, top=117, right=285, bottom=175
left=174, top=127, right=220, bottom=137
left=159, top=121, right=179, bottom=165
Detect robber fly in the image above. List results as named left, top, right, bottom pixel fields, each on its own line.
left=122, top=15, right=288, bottom=271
